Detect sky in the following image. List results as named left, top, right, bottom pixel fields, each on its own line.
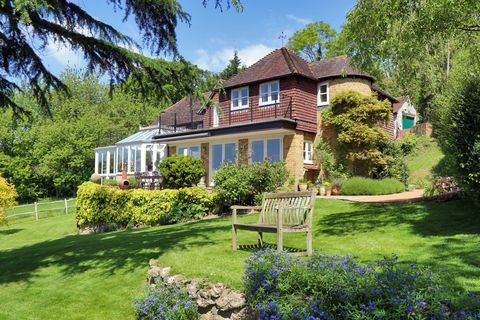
left=42, top=0, right=357, bottom=75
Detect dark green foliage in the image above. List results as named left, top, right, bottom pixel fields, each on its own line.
left=438, top=74, right=480, bottom=202
left=213, top=162, right=288, bottom=210
left=159, top=155, right=204, bottom=189
left=315, top=138, right=346, bottom=182
left=75, top=182, right=214, bottom=229
left=103, top=179, right=118, bottom=187
left=340, top=177, right=405, bottom=195
left=0, top=0, right=240, bottom=113
left=218, top=50, right=245, bottom=80
left=322, top=91, right=392, bottom=177
left=244, top=249, right=480, bottom=319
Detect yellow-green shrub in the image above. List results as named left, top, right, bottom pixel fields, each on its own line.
left=75, top=182, right=214, bottom=229
left=0, top=177, right=17, bottom=225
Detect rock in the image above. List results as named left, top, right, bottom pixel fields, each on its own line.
left=200, top=307, right=229, bottom=320
left=166, top=274, right=186, bottom=285
left=187, top=278, right=206, bottom=296
left=147, top=266, right=162, bottom=278
left=209, top=283, right=226, bottom=298
left=230, top=307, right=255, bottom=320
left=159, top=267, right=171, bottom=278
left=197, top=297, right=215, bottom=309
left=216, top=291, right=246, bottom=312
left=149, top=259, right=159, bottom=267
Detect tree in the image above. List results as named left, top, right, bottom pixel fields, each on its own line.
left=322, top=91, right=392, bottom=177
left=218, top=50, right=245, bottom=80
left=0, top=176, right=17, bottom=225
left=340, top=0, right=480, bottom=121
left=0, top=0, right=241, bottom=114
left=0, top=69, right=166, bottom=200
left=287, top=21, right=337, bottom=61
left=436, top=51, right=480, bottom=202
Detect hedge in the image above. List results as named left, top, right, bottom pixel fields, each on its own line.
left=340, top=177, right=405, bottom=195
left=75, top=182, right=214, bottom=229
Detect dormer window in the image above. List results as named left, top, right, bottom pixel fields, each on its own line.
left=259, top=80, right=279, bottom=106
left=231, top=86, right=249, bottom=110
left=317, top=82, right=329, bottom=106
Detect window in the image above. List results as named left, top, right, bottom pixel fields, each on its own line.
left=231, top=86, right=249, bottom=110
left=251, top=138, right=282, bottom=163
left=304, top=141, right=313, bottom=164
left=145, top=145, right=154, bottom=172
left=177, top=146, right=200, bottom=158
left=317, top=82, right=329, bottom=106
left=211, top=142, right=237, bottom=171
left=259, top=80, right=280, bottom=105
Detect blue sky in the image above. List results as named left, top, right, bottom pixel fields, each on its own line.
left=43, top=0, right=356, bottom=74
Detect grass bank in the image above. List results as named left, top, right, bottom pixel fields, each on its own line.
left=1, top=199, right=479, bottom=319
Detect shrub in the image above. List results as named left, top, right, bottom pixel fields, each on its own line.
left=340, top=177, right=405, bottom=195
left=213, top=162, right=288, bottom=211
left=103, top=179, right=118, bottom=187
left=75, top=182, right=214, bottom=229
left=159, top=155, right=204, bottom=189
left=398, top=133, right=419, bottom=155
left=244, top=249, right=480, bottom=320
left=134, top=284, right=198, bottom=320
left=0, top=177, right=17, bottom=226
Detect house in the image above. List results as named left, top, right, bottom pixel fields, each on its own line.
left=94, top=48, right=417, bottom=185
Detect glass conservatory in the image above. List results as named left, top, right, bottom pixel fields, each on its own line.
left=94, top=126, right=167, bottom=180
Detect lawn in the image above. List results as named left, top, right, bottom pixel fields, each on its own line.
left=406, top=139, right=445, bottom=186
left=1, top=198, right=479, bottom=319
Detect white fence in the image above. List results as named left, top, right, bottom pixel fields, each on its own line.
left=6, top=198, right=76, bottom=221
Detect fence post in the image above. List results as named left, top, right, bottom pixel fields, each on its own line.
left=34, top=202, right=38, bottom=220
left=64, top=198, right=68, bottom=214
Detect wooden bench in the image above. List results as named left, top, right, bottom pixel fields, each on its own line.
left=231, top=190, right=316, bottom=256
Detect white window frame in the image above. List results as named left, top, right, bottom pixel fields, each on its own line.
left=303, top=141, right=313, bottom=164
left=230, top=86, right=249, bottom=111
left=317, top=81, right=329, bottom=107
left=209, top=142, right=238, bottom=185
left=259, top=80, right=280, bottom=106
left=249, top=137, right=283, bottom=163
left=177, top=145, right=201, bottom=158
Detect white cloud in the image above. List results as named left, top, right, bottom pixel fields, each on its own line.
left=45, top=41, right=84, bottom=67
left=193, top=44, right=275, bottom=72
left=285, top=14, right=311, bottom=25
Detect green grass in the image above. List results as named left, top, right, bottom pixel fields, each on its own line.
left=406, top=140, right=444, bottom=187
left=340, top=177, right=405, bottom=195
left=5, top=198, right=76, bottom=222
left=1, top=199, right=480, bottom=319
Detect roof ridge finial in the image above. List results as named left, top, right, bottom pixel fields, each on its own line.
left=278, top=31, right=286, bottom=47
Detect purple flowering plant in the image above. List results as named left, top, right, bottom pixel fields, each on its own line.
left=133, top=283, right=198, bottom=320
left=243, top=249, right=480, bottom=319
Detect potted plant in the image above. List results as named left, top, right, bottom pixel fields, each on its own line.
left=331, top=178, right=343, bottom=195
left=298, top=178, right=308, bottom=191
left=324, top=181, right=332, bottom=196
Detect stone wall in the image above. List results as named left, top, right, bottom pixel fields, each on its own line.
left=147, top=260, right=254, bottom=320
left=329, top=77, right=372, bottom=98
left=201, top=143, right=210, bottom=183
left=238, top=139, right=249, bottom=165
left=283, top=131, right=305, bottom=184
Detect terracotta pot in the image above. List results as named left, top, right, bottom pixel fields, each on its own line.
left=118, top=169, right=130, bottom=190
left=331, top=187, right=339, bottom=195
left=326, top=189, right=332, bottom=196
left=298, top=183, right=308, bottom=191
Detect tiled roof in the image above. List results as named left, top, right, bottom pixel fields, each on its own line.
left=372, top=83, right=399, bottom=102
left=151, top=95, right=206, bottom=127
left=308, top=55, right=374, bottom=81
left=223, top=47, right=315, bottom=88
left=393, top=96, right=405, bottom=113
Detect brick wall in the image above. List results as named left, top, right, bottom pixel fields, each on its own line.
left=204, top=76, right=317, bottom=134
left=283, top=131, right=305, bottom=184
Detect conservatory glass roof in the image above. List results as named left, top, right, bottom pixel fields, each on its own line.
left=116, top=127, right=159, bottom=144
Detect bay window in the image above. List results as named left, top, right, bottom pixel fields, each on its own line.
left=231, top=86, right=249, bottom=110
left=259, top=80, right=279, bottom=105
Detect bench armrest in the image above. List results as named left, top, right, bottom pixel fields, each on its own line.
left=231, top=205, right=262, bottom=224
left=231, top=205, right=262, bottom=210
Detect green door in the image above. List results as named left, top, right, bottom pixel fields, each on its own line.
left=402, top=116, right=415, bottom=129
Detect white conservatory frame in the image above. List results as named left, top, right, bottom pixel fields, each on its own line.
left=94, top=126, right=167, bottom=180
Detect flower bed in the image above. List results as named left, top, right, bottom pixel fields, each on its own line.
left=76, top=182, right=214, bottom=231
left=244, top=249, right=480, bottom=319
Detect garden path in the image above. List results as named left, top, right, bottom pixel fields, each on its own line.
left=319, top=189, right=425, bottom=204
